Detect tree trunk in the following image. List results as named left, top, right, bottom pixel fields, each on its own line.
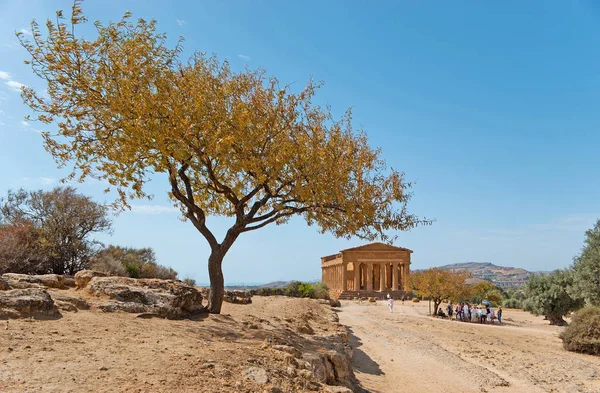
left=433, top=299, right=442, bottom=316
left=207, top=249, right=225, bottom=314
left=547, top=315, right=568, bottom=326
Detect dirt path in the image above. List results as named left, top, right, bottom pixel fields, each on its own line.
left=338, top=301, right=600, bottom=393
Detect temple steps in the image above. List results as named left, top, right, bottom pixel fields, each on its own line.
left=334, top=290, right=408, bottom=300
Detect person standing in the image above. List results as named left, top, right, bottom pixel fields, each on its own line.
left=447, top=302, right=454, bottom=320
left=497, top=307, right=503, bottom=324
left=387, top=294, right=394, bottom=313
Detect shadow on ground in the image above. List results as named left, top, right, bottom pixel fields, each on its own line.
left=346, top=326, right=384, bottom=377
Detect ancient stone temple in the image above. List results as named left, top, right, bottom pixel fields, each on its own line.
left=321, top=242, right=412, bottom=300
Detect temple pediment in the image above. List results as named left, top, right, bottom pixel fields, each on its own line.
left=340, top=242, right=413, bottom=253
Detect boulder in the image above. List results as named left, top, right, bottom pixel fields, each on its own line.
left=300, top=349, right=354, bottom=388
left=87, top=276, right=204, bottom=318
left=2, top=273, right=75, bottom=289
left=55, top=300, right=78, bottom=313
left=74, top=270, right=108, bottom=289
left=0, top=278, right=9, bottom=291
left=223, top=290, right=253, bottom=305
left=242, top=367, right=269, bottom=385
left=0, top=288, right=60, bottom=319
left=51, top=293, right=90, bottom=310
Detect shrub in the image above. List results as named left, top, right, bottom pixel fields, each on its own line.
left=183, top=278, right=196, bottom=287
left=502, top=298, right=522, bottom=309
left=298, top=282, right=315, bottom=298
left=90, top=254, right=127, bottom=276
left=312, top=282, right=330, bottom=300
left=412, top=297, right=420, bottom=303
left=284, top=281, right=303, bottom=297
left=560, top=306, right=600, bottom=355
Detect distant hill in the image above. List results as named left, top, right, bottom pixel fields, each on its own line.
left=437, top=262, right=532, bottom=288
left=225, top=281, right=292, bottom=291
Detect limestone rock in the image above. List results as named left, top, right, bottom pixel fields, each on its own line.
left=0, top=278, right=9, bottom=291
left=329, top=299, right=341, bottom=308
left=55, top=300, right=78, bottom=312
left=325, top=350, right=353, bottom=387
left=74, top=270, right=107, bottom=289
left=87, top=276, right=204, bottom=318
left=0, top=288, right=59, bottom=319
left=223, top=290, right=252, bottom=304
left=242, top=367, right=269, bottom=385
left=2, top=273, right=74, bottom=289
left=51, top=293, right=90, bottom=310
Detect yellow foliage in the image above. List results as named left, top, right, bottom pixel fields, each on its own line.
left=408, top=268, right=472, bottom=315
left=18, top=4, right=431, bottom=312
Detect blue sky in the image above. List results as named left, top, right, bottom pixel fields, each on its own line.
left=0, top=1, right=599, bottom=284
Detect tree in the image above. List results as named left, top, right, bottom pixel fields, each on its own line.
left=471, top=281, right=502, bottom=306
left=17, top=5, right=430, bottom=313
left=91, top=245, right=177, bottom=279
left=408, top=268, right=471, bottom=316
left=0, top=187, right=112, bottom=275
left=524, top=270, right=584, bottom=326
left=0, top=221, right=48, bottom=274
left=571, top=219, right=600, bottom=306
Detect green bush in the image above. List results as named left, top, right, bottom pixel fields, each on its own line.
left=284, top=281, right=303, bottom=297
left=298, top=282, right=315, bottom=298
left=560, top=306, right=600, bottom=355
left=183, top=278, right=196, bottom=287
left=312, top=282, right=330, bottom=300
left=502, top=298, right=522, bottom=309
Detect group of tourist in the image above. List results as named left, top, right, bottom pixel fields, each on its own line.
left=382, top=294, right=504, bottom=326
left=439, top=302, right=503, bottom=324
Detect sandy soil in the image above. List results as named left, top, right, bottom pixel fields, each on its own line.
left=0, top=293, right=347, bottom=393
left=340, top=300, right=600, bottom=393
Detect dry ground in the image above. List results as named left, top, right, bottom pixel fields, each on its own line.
left=340, top=300, right=600, bottom=393
left=0, top=294, right=348, bottom=393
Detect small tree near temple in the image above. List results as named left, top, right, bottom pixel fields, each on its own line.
left=18, top=3, right=430, bottom=313
left=408, top=268, right=471, bottom=316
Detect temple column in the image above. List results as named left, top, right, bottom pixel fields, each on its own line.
left=392, top=263, right=398, bottom=290
left=398, top=264, right=402, bottom=290
left=353, top=263, right=360, bottom=291
left=366, top=264, right=373, bottom=290
left=342, top=263, right=347, bottom=291
left=404, top=264, right=409, bottom=289
left=380, top=263, right=386, bottom=291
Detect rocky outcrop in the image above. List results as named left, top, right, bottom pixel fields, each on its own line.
left=87, top=276, right=204, bottom=318
left=74, top=270, right=108, bottom=289
left=2, top=273, right=75, bottom=290
left=0, top=288, right=60, bottom=319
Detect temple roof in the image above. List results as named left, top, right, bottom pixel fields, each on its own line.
left=340, top=242, right=413, bottom=253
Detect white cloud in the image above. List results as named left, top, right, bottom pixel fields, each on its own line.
left=238, top=54, right=251, bottom=62
left=19, top=28, right=32, bottom=36
left=176, top=19, right=185, bottom=27
left=21, top=120, right=29, bottom=127
left=129, top=204, right=179, bottom=215
left=6, top=80, right=24, bottom=92
left=0, top=71, right=26, bottom=92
